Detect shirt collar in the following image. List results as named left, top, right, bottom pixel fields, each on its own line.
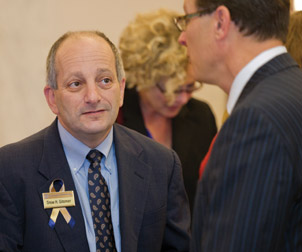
left=227, top=46, right=287, bottom=114
left=57, top=121, right=114, bottom=173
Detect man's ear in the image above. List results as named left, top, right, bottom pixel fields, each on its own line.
left=213, top=5, right=231, bottom=40
left=119, top=78, right=126, bottom=107
left=44, top=85, right=59, bottom=115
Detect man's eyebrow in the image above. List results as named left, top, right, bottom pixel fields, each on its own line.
left=96, top=68, right=114, bottom=76
left=62, top=71, right=84, bottom=81
left=71, top=71, right=85, bottom=78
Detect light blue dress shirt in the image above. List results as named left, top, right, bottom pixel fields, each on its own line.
left=57, top=121, right=121, bottom=252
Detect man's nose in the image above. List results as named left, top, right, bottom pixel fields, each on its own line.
left=84, top=83, right=101, bottom=104
left=178, top=32, right=187, bottom=46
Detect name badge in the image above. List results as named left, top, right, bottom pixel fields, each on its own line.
left=43, top=191, right=75, bottom=209
left=43, top=179, right=75, bottom=229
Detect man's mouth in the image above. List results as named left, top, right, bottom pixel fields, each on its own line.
left=82, top=109, right=104, bottom=115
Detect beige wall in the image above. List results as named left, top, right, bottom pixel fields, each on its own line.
left=0, top=0, right=227, bottom=147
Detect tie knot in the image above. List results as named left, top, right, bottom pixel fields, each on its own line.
left=86, top=149, right=102, bottom=165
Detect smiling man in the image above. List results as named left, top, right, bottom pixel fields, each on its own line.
left=175, top=0, right=302, bottom=251
left=0, top=31, right=191, bottom=252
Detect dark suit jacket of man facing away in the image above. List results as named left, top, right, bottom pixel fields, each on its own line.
left=192, top=53, right=302, bottom=251
left=0, top=120, right=191, bottom=252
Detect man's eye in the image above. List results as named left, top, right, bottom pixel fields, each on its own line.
left=102, top=78, right=111, bottom=84
left=69, top=82, right=80, bottom=88
left=100, top=78, right=113, bottom=89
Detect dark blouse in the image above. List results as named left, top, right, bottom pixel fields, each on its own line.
left=117, top=88, right=217, bottom=213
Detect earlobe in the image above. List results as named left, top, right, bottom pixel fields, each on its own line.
left=44, top=85, right=59, bottom=115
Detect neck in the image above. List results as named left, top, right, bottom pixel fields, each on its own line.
left=223, top=37, right=283, bottom=93
left=139, top=97, right=172, bottom=148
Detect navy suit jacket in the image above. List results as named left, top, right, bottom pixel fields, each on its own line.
left=191, top=53, right=302, bottom=251
left=0, top=121, right=191, bottom=252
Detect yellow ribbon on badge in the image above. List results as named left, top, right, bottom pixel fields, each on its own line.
left=43, top=179, right=75, bottom=229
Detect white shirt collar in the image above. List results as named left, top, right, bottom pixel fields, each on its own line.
left=227, top=46, right=287, bottom=114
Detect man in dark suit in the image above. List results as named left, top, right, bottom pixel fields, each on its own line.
left=0, top=31, right=191, bottom=252
left=175, top=0, right=302, bottom=251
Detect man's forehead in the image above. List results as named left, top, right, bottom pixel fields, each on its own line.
left=59, top=35, right=110, bottom=52
left=184, top=0, right=197, bottom=12
left=56, top=35, right=114, bottom=63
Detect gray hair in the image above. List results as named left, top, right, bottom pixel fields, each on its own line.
left=46, top=30, right=125, bottom=89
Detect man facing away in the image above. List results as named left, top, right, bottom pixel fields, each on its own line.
left=175, top=0, right=302, bottom=251
left=0, top=31, right=191, bottom=252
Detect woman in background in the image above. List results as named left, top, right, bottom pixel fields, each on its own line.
left=117, top=9, right=217, bottom=213
left=286, top=10, right=302, bottom=68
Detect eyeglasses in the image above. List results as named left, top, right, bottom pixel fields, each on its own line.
left=156, top=82, right=201, bottom=94
left=174, top=8, right=214, bottom=32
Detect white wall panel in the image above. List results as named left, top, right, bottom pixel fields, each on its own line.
left=0, top=0, right=226, bottom=146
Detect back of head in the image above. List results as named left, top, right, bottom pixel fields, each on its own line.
left=119, top=9, right=188, bottom=98
left=286, top=11, right=302, bottom=68
left=195, top=0, right=290, bottom=43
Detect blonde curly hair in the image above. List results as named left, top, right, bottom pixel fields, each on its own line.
left=119, top=9, right=188, bottom=103
left=286, top=11, right=302, bottom=68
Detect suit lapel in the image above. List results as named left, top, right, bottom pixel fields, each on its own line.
left=113, top=124, right=151, bottom=252
left=235, top=53, right=299, bottom=108
left=37, top=120, right=90, bottom=252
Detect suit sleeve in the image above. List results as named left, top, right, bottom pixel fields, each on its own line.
left=0, top=181, right=23, bottom=251
left=192, top=107, right=297, bottom=251
left=162, top=150, right=191, bottom=252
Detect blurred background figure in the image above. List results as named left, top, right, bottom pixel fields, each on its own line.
left=117, top=8, right=217, bottom=213
left=286, top=10, right=302, bottom=68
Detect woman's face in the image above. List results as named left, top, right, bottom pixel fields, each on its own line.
left=139, top=75, right=198, bottom=118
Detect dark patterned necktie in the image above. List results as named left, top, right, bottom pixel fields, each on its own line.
left=86, top=149, right=116, bottom=252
